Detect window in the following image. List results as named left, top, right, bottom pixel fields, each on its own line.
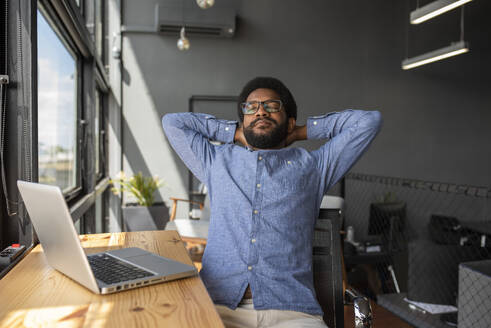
left=37, top=9, right=80, bottom=194
left=94, top=0, right=104, bottom=60
left=74, top=218, right=81, bottom=234
left=1, top=0, right=115, bottom=272
left=95, top=189, right=109, bottom=233
left=95, top=88, right=103, bottom=178
left=86, top=0, right=106, bottom=64
left=95, top=89, right=100, bottom=175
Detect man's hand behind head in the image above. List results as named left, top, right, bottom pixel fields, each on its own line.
left=234, top=124, right=248, bottom=147
left=285, top=124, right=307, bottom=147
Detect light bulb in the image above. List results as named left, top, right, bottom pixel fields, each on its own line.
left=112, top=45, right=121, bottom=59
left=177, top=27, right=190, bottom=51
left=196, top=0, right=214, bottom=9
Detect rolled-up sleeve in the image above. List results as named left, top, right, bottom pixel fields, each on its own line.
left=162, top=112, right=237, bottom=183
left=309, top=110, right=382, bottom=193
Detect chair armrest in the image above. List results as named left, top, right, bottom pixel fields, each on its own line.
left=169, top=197, right=204, bottom=221
left=345, top=288, right=372, bottom=328
left=169, top=197, right=204, bottom=207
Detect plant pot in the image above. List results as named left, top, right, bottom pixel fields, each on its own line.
left=122, top=202, right=169, bottom=232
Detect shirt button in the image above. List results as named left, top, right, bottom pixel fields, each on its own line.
left=313, top=121, right=317, bottom=125
left=225, top=127, right=230, bottom=131
left=248, top=266, right=253, bottom=271
left=258, top=156, right=262, bottom=160
left=256, top=184, right=261, bottom=188
left=251, top=239, right=256, bottom=243
left=253, top=210, right=258, bottom=214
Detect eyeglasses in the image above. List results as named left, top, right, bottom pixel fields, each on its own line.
left=240, top=100, right=283, bottom=115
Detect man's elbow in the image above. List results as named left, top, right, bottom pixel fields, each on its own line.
left=162, top=113, right=180, bottom=131
left=367, top=110, right=383, bottom=132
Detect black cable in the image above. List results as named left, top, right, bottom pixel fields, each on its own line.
left=0, top=0, right=17, bottom=217
left=405, top=0, right=410, bottom=59
left=460, top=6, right=464, bottom=41
left=0, top=84, right=10, bottom=215
left=17, top=5, right=32, bottom=186
left=3, top=0, right=7, bottom=73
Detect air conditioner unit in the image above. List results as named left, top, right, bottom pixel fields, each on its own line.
left=158, top=0, right=237, bottom=38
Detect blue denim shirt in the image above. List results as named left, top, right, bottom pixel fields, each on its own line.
left=162, top=109, right=382, bottom=315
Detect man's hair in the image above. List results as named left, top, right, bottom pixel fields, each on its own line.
left=237, top=77, right=297, bottom=122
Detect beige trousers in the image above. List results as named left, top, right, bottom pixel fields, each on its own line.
left=216, top=302, right=328, bottom=328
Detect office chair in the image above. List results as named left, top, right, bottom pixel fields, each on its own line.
left=166, top=185, right=210, bottom=266
left=166, top=183, right=210, bottom=240
left=314, top=207, right=372, bottom=328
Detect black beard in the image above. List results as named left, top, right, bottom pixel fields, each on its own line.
left=243, top=117, right=288, bottom=149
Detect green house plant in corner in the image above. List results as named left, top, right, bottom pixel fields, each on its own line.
left=110, top=171, right=169, bottom=231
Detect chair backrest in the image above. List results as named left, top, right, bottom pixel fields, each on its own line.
left=320, top=195, right=345, bottom=210
left=313, top=208, right=344, bottom=328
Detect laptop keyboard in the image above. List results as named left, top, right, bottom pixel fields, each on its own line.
left=87, top=253, right=154, bottom=285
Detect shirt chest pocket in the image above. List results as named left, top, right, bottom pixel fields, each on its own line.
left=276, top=174, right=309, bottom=191
left=265, top=160, right=316, bottom=192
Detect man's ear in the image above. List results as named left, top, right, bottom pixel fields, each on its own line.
left=287, top=117, right=296, bottom=133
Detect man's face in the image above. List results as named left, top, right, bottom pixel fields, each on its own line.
left=242, top=88, right=290, bottom=149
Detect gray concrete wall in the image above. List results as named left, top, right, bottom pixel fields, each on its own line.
left=120, top=0, right=491, bottom=219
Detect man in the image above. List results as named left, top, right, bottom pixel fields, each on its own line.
left=162, top=77, right=382, bottom=327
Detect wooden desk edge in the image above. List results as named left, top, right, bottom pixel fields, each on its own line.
left=0, top=231, right=224, bottom=328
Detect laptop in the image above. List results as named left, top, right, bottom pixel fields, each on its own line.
left=17, top=180, right=197, bottom=294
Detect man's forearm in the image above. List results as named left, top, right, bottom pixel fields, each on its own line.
left=307, top=110, right=382, bottom=141
left=162, top=112, right=238, bottom=183
left=234, top=124, right=247, bottom=146
left=285, top=125, right=307, bottom=146
left=294, top=125, right=307, bottom=142
left=163, top=112, right=236, bottom=145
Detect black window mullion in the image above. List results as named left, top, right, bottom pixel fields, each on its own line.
left=1, top=0, right=38, bottom=253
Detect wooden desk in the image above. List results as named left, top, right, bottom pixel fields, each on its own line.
left=0, top=231, right=224, bottom=328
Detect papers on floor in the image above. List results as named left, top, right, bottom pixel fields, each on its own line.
left=404, top=298, right=458, bottom=314
left=365, top=245, right=381, bottom=253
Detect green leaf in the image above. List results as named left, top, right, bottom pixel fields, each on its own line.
left=109, top=171, right=164, bottom=207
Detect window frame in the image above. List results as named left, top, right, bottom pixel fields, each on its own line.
left=36, top=0, right=112, bottom=221
left=94, top=0, right=104, bottom=61
left=1, top=0, right=114, bottom=277
left=94, top=85, right=108, bottom=182
left=37, top=0, right=111, bottom=212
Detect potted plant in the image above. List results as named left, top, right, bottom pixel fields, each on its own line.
left=110, top=171, right=169, bottom=231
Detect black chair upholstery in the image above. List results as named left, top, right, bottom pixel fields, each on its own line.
left=314, top=208, right=372, bottom=328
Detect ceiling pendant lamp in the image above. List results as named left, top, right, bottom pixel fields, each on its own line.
left=196, top=0, right=215, bottom=9
left=403, top=5, right=469, bottom=70
left=410, top=0, right=473, bottom=24
left=177, top=27, right=190, bottom=51
left=402, top=41, right=469, bottom=70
